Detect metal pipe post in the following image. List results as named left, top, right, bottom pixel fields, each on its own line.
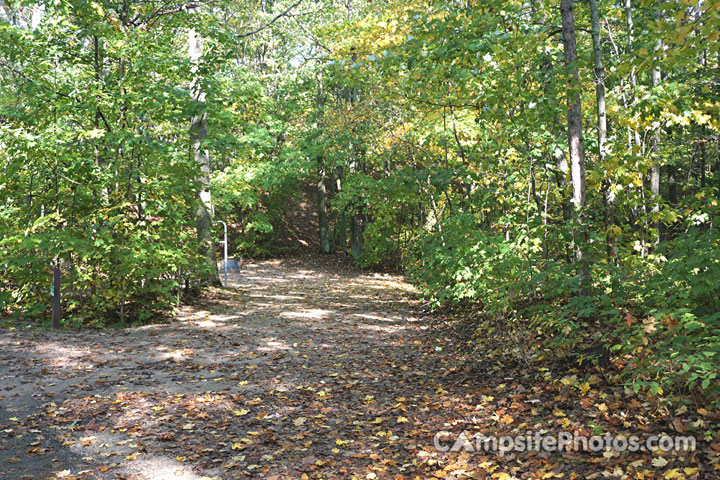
left=52, top=266, right=61, bottom=328
left=216, top=220, right=228, bottom=287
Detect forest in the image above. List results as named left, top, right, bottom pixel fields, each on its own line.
left=1, top=0, right=720, bottom=478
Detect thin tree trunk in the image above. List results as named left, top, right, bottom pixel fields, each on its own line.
left=625, top=0, right=643, bottom=150
left=560, top=0, right=588, bottom=281
left=189, top=24, right=220, bottom=286
left=589, top=0, right=616, bottom=261
left=668, top=164, right=678, bottom=205
left=623, top=0, right=645, bottom=255
left=649, top=29, right=663, bottom=245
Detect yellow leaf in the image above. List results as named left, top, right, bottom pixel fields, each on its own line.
left=578, top=382, right=591, bottom=395
left=500, top=414, right=514, bottom=424
left=234, top=409, right=249, bottom=416
left=231, top=443, right=243, bottom=450
left=397, top=416, right=409, bottom=423
left=176, top=456, right=186, bottom=462
left=662, top=469, right=683, bottom=479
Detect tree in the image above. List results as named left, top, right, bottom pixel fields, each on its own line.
left=188, top=17, right=221, bottom=286
left=649, top=12, right=663, bottom=246
left=560, top=0, right=588, bottom=279
left=588, top=0, right=614, bottom=260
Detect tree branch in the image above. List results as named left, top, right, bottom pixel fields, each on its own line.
left=235, top=0, right=302, bottom=39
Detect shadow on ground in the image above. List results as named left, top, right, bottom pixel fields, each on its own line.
left=0, top=256, right=445, bottom=480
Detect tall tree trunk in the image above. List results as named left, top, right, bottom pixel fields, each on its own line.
left=623, top=0, right=650, bottom=257
left=189, top=24, right=220, bottom=286
left=649, top=32, right=663, bottom=245
left=317, top=156, right=330, bottom=254
left=536, top=1, right=574, bottom=232
left=538, top=0, right=573, bottom=234
left=589, top=0, right=615, bottom=261
left=560, top=0, right=588, bottom=280
left=625, top=0, right=643, bottom=150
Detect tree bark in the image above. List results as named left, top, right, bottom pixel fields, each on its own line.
left=649, top=28, right=663, bottom=245
left=589, top=0, right=615, bottom=261
left=560, top=0, right=588, bottom=280
left=561, top=0, right=586, bottom=212
left=589, top=0, right=606, bottom=166
left=189, top=24, right=220, bottom=286
left=625, top=0, right=643, bottom=150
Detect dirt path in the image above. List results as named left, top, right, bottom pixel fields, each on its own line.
left=0, top=257, right=445, bottom=480
left=1, top=257, right=716, bottom=480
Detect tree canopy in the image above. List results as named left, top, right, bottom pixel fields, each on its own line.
left=1, top=0, right=719, bottom=403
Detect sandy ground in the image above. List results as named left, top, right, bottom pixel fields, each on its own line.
left=0, top=257, right=434, bottom=480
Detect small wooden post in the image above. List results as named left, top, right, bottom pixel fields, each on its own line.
left=52, top=266, right=61, bottom=329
